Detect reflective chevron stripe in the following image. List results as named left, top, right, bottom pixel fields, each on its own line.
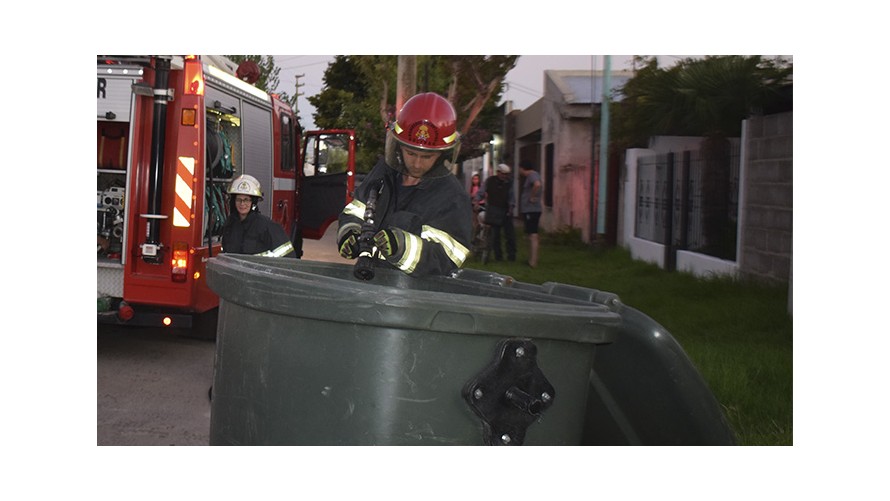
left=173, top=156, right=196, bottom=227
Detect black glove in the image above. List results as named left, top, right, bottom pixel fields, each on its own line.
left=373, top=227, right=406, bottom=261
left=337, top=224, right=361, bottom=259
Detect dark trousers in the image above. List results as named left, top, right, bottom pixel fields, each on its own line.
left=491, top=217, right=516, bottom=260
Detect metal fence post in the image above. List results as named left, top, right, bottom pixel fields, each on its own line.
left=664, top=152, right=676, bottom=271
left=679, top=150, right=691, bottom=251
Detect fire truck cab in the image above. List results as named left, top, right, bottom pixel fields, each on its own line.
left=97, top=55, right=353, bottom=335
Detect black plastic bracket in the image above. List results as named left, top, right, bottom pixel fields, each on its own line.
left=463, top=338, right=555, bottom=445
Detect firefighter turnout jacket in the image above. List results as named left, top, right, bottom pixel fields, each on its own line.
left=339, top=159, right=472, bottom=276
left=221, top=211, right=296, bottom=258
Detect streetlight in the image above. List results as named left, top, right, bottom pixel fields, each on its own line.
left=488, top=134, right=501, bottom=177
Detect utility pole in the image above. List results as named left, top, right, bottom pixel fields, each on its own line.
left=596, top=56, right=611, bottom=238
left=590, top=56, right=598, bottom=246
left=294, top=73, right=305, bottom=116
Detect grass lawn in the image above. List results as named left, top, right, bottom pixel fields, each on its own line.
left=466, top=227, right=793, bottom=446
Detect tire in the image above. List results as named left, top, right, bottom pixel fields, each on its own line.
left=180, top=307, right=219, bottom=341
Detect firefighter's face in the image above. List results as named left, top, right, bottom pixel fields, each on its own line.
left=235, top=195, right=253, bottom=218
left=401, top=147, right=441, bottom=179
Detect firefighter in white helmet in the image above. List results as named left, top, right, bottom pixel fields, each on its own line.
left=221, top=174, right=296, bottom=258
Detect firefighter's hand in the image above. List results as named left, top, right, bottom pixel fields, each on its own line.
left=373, top=228, right=406, bottom=261
left=337, top=225, right=361, bottom=259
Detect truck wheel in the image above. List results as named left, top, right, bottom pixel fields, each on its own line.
left=182, top=307, right=219, bottom=341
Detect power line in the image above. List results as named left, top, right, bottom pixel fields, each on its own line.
left=277, top=59, right=333, bottom=70
left=274, top=55, right=309, bottom=63
left=504, top=81, right=541, bottom=98
left=505, top=80, right=539, bottom=93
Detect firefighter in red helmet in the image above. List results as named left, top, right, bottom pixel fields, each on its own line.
left=337, top=92, right=472, bottom=276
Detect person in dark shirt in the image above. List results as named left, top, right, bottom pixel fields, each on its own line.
left=474, top=163, right=516, bottom=261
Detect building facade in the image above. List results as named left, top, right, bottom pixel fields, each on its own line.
left=508, top=70, right=632, bottom=243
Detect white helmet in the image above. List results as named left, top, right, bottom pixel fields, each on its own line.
left=227, top=174, right=263, bottom=200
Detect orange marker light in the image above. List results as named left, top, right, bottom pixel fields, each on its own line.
left=181, top=108, right=196, bottom=126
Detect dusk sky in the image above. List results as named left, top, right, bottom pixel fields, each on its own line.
left=272, top=55, right=676, bottom=130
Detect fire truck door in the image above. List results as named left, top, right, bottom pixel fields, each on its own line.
left=298, top=131, right=355, bottom=240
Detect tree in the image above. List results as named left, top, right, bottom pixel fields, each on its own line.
left=612, top=55, right=793, bottom=148
left=443, top=56, right=518, bottom=163
left=445, top=56, right=518, bottom=137
left=308, top=55, right=518, bottom=173
left=612, top=55, right=793, bottom=258
left=308, top=56, right=391, bottom=172
left=225, top=55, right=297, bottom=109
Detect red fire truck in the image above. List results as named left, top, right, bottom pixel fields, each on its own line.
left=97, top=55, right=354, bottom=336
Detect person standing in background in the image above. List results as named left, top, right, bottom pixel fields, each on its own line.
left=518, top=160, right=542, bottom=268
left=474, top=163, right=516, bottom=261
left=470, top=172, right=481, bottom=198
left=469, top=172, right=482, bottom=235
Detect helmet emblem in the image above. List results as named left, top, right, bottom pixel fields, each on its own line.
left=415, top=124, right=430, bottom=142
left=409, top=122, right=438, bottom=146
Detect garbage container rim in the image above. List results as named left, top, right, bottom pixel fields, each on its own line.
left=207, top=254, right=619, bottom=345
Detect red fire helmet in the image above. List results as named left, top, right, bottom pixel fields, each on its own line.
left=391, top=92, right=460, bottom=151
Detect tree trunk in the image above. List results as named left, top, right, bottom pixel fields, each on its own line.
left=396, top=56, right=417, bottom=113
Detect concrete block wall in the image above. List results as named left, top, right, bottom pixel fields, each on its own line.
left=738, top=112, right=793, bottom=285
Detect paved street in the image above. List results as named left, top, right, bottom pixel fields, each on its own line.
left=97, top=324, right=214, bottom=445
left=97, top=226, right=341, bottom=446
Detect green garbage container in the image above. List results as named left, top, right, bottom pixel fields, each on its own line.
left=206, top=255, right=735, bottom=445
